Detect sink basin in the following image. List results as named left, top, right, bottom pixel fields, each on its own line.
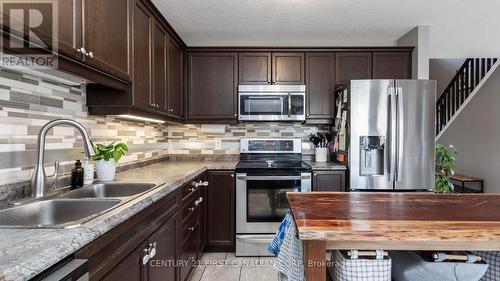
left=62, top=183, right=157, bottom=199
left=0, top=199, right=121, bottom=228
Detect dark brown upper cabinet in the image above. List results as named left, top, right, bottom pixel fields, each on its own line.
left=57, top=0, right=82, bottom=61
left=238, top=52, right=305, bottom=85
left=188, top=52, right=238, bottom=122
left=239, top=52, right=272, bottom=84
left=373, top=51, right=411, bottom=79
left=335, top=52, right=373, bottom=86
left=132, top=0, right=152, bottom=110
left=167, top=38, right=184, bottom=119
left=272, top=52, right=305, bottom=84
left=152, top=21, right=168, bottom=113
left=83, top=0, right=131, bottom=81
left=306, top=53, right=336, bottom=120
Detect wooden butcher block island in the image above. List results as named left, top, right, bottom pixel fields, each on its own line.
left=287, top=192, right=500, bottom=281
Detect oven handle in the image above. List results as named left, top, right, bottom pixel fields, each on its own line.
left=237, top=236, right=273, bottom=244
left=236, top=175, right=311, bottom=180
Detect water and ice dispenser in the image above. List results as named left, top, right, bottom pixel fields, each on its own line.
left=359, top=136, right=385, bottom=176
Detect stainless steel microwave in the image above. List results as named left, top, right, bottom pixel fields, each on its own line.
left=238, top=85, right=306, bottom=121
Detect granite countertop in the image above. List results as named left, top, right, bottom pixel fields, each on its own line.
left=0, top=161, right=237, bottom=281
left=304, top=161, right=347, bottom=171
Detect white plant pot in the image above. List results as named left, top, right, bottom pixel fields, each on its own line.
left=315, top=148, right=328, bottom=163
left=95, top=159, right=116, bottom=182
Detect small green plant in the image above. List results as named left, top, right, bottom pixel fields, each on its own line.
left=435, top=143, right=457, bottom=193
left=91, top=142, right=128, bottom=162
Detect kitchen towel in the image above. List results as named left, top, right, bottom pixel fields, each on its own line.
left=268, top=211, right=305, bottom=281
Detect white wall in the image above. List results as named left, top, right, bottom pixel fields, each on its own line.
left=438, top=66, right=500, bottom=192
left=397, top=26, right=430, bottom=79
left=429, top=58, right=466, bottom=97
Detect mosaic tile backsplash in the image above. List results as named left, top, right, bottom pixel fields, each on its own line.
left=0, top=68, right=169, bottom=187
left=0, top=67, right=330, bottom=199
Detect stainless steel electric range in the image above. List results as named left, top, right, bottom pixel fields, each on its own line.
left=235, top=138, right=312, bottom=256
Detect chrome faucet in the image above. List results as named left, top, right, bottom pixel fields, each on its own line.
left=31, top=119, right=96, bottom=198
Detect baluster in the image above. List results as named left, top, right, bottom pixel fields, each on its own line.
left=481, top=58, right=486, bottom=79
left=487, top=58, right=492, bottom=70
left=470, top=58, right=475, bottom=93
left=457, top=68, right=467, bottom=103
left=475, top=58, right=480, bottom=88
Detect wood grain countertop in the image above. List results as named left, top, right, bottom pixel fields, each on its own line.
left=287, top=192, right=500, bottom=251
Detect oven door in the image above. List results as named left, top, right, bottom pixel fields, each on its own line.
left=236, top=172, right=311, bottom=234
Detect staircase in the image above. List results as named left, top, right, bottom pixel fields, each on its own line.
left=436, top=58, right=499, bottom=139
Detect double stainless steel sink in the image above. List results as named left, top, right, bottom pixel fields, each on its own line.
left=0, top=182, right=158, bottom=229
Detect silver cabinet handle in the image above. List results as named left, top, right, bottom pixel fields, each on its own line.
left=142, top=248, right=150, bottom=265
left=288, top=93, right=292, bottom=117
left=188, top=226, right=195, bottom=231
left=85, top=51, right=94, bottom=58
left=203, top=181, right=209, bottom=186
left=195, top=197, right=203, bottom=205
left=236, top=175, right=311, bottom=180
left=188, top=206, right=195, bottom=211
left=148, top=242, right=157, bottom=258
left=76, top=47, right=86, bottom=54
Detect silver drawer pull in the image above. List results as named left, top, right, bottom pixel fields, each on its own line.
left=188, top=226, right=195, bottom=231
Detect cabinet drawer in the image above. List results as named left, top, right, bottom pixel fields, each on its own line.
left=182, top=193, right=203, bottom=224
left=182, top=176, right=207, bottom=203
left=181, top=214, right=200, bottom=248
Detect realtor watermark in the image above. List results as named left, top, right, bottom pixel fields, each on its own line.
left=0, top=0, right=58, bottom=69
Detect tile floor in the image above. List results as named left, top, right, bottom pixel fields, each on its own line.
left=189, top=252, right=281, bottom=281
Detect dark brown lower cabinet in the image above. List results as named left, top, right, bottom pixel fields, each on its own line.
left=101, top=241, right=148, bottom=281
left=206, top=171, right=236, bottom=252
left=148, top=215, right=178, bottom=281
left=74, top=173, right=212, bottom=281
left=312, top=170, right=346, bottom=192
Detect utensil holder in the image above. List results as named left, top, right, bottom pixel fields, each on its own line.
left=315, top=147, right=328, bottom=162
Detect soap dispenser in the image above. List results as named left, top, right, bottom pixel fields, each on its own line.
left=71, top=160, right=84, bottom=189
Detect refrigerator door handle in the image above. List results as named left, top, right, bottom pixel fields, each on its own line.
left=388, top=87, right=397, bottom=183
left=396, top=87, right=404, bottom=182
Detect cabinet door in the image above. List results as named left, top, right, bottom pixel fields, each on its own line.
left=272, top=52, right=305, bottom=84
left=373, top=51, right=411, bottom=79
left=188, top=52, right=238, bottom=120
left=335, top=52, right=372, bottom=85
left=101, top=241, right=147, bottom=281
left=312, top=171, right=346, bottom=192
left=132, top=0, right=152, bottom=109
left=57, top=0, right=82, bottom=60
left=83, top=0, right=131, bottom=81
left=239, top=52, right=272, bottom=84
left=152, top=21, right=167, bottom=113
left=167, top=38, right=184, bottom=118
left=148, top=215, right=177, bottom=281
left=306, top=53, right=336, bottom=119
left=206, top=171, right=235, bottom=251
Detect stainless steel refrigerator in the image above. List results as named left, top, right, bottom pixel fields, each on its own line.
left=349, top=79, right=436, bottom=191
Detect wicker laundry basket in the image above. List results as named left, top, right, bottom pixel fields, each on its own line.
left=328, top=250, right=391, bottom=281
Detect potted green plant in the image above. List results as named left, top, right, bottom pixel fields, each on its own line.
left=435, top=143, right=457, bottom=193
left=91, top=142, right=128, bottom=182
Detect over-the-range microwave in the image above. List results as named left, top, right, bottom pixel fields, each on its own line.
left=237, top=85, right=306, bottom=121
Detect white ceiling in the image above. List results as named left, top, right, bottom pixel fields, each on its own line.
left=152, top=0, right=500, bottom=58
